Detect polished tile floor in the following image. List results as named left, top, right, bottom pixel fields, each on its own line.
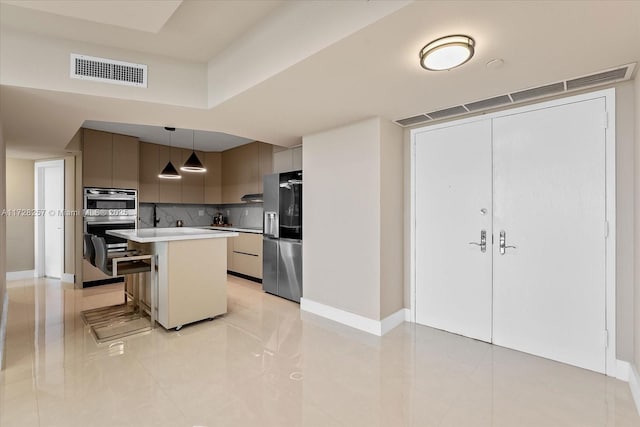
left=0, top=276, right=638, bottom=427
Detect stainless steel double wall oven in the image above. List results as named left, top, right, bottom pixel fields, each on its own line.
left=83, top=187, right=137, bottom=252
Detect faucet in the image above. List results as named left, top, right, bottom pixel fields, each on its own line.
left=153, top=204, right=161, bottom=227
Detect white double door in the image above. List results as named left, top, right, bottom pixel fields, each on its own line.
left=415, top=97, right=607, bottom=373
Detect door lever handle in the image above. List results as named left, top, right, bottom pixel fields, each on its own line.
left=499, top=230, right=517, bottom=255
left=468, top=230, right=487, bottom=253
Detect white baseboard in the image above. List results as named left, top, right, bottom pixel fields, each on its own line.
left=0, top=291, right=8, bottom=371
left=381, top=308, right=409, bottom=335
left=6, top=270, right=36, bottom=281
left=300, top=298, right=407, bottom=336
left=629, top=364, right=640, bottom=416
left=616, top=359, right=630, bottom=381
left=62, top=273, right=75, bottom=284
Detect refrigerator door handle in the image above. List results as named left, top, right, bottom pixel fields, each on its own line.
left=264, top=211, right=279, bottom=238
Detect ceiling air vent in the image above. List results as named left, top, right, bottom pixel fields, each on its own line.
left=464, top=95, right=511, bottom=112
left=426, top=105, right=468, bottom=120
left=70, top=54, right=147, bottom=88
left=510, top=82, right=565, bottom=102
left=566, top=66, right=629, bottom=91
left=394, top=63, right=635, bottom=127
left=396, top=114, right=431, bottom=126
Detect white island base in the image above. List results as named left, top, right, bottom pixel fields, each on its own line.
left=109, top=228, right=237, bottom=330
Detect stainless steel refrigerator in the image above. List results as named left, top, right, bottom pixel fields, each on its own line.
left=263, top=171, right=302, bottom=302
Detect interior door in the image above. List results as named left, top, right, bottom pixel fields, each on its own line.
left=492, top=98, right=607, bottom=373
left=415, top=120, right=493, bottom=342
left=43, top=163, right=64, bottom=279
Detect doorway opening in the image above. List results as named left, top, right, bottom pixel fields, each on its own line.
left=35, top=159, right=64, bottom=279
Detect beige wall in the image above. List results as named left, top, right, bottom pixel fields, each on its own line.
left=0, top=121, right=7, bottom=370
left=403, top=126, right=412, bottom=310
left=379, top=119, right=404, bottom=319
left=302, top=117, right=404, bottom=322
left=0, top=27, right=207, bottom=108
left=74, top=154, right=83, bottom=286
left=64, top=155, right=75, bottom=278
left=303, top=118, right=381, bottom=320
left=5, top=156, right=75, bottom=280
left=615, top=82, right=636, bottom=361
left=6, top=158, right=34, bottom=272
left=634, top=78, right=640, bottom=370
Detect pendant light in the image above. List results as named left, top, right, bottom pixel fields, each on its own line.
left=158, top=127, right=181, bottom=179
left=181, top=130, right=206, bottom=173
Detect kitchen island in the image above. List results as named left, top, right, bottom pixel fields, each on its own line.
left=107, top=227, right=238, bottom=330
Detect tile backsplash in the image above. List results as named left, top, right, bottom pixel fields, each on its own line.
left=139, top=203, right=263, bottom=229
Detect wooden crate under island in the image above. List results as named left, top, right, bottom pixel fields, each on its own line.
left=108, top=227, right=238, bottom=330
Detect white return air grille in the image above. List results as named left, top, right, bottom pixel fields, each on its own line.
left=395, top=63, right=635, bottom=127
left=70, top=54, right=147, bottom=88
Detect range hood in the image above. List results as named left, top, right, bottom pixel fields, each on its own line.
left=241, top=193, right=263, bottom=203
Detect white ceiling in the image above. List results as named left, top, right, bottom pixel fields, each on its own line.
left=1, top=1, right=639, bottom=159
left=1, top=0, right=183, bottom=34
left=0, top=0, right=285, bottom=61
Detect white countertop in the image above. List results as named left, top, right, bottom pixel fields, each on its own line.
left=107, top=227, right=239, bottom=243
left=202, top=226, right=263, bottom=234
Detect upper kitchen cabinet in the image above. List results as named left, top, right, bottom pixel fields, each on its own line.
left=158, top=146, right=183, bottom=203
left=273, top=146, right=302, bottom=173
left=204, top=152, right=222, bottom=204
left=259, top=143, right=273, bottom=181
left=181, top=149, right=205, bottom=204
left=83, top=129, right=139, bottom=190
left=137, top=140, right=273, bottom=204
left=112, top=134, right=139, bottom=190
left=221, top=142, right=273, bottom=203
left=139, top=142, right=159, bottom=202
left=140, top=144, right=219, bottom=204
left=83, top=129, right=112, bottom=188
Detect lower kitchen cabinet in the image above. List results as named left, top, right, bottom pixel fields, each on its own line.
left=227, top=232, right=262, bottom=280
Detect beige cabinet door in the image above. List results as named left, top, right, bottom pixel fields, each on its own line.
left=230, top=232, right=263, bottom=279
left=112, top=134, right=139, bottom=190
left=272, top=146, right=301, bottom=174
left=139, top=142, right=159, bottom=202
left=234, top=232, right=261, bottom=254
left=158, top=146, right=182, bottom=203
left=221, top=142, right=272, bottom=203
left=226, top=235, right=235, bottom=271
left=291, top=147, right=302, bottom=171
left=232, top=252, right=262, bottom=279
left=83, top=129, right=113, bottom=188
left=222, top=143, right=258, bottom=203
left=258, top=142, right=273, bottom=192
left=181, top=149, right=205, bottom=204
left=273, top=148, right=292, bottom=173
left=204, top=152, right=222, bottom=204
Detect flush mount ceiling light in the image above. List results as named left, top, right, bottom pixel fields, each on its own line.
left=181, top=130, right=206, bottom=173
left=158, top=126, right=181, bottom=179
left=419, top=35, right=475, bottom=71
